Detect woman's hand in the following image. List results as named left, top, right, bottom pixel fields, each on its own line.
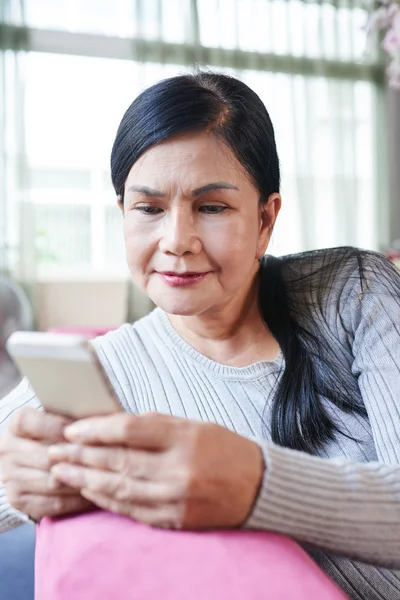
left=49, top=412, right=264, bottom=529
left=0, top=408, right=94, bottom=522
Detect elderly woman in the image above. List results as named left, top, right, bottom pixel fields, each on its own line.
left=1, top=72, right=400, bottom=600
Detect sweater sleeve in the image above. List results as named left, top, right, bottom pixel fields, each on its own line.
left=245, top=442, right=400, bottom=568
left=0, top=378, right=42, bottom=532
left=245, top=253, right=400, bottom=568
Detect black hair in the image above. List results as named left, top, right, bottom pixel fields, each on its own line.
left=259, top=250, right=369, bottom=453
left=111, top=72, right=280, bottom=203
left=110, top=71, right=366, bottom=454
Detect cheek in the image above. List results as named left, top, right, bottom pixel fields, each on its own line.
left=123, top=220, right=157, bottom=275
left=200, top=216, right=259, bottom=263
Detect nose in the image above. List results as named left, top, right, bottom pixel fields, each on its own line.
left=158, top=207, right=202, bottom=256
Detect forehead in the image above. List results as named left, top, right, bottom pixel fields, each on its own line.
left=126, top=131, right=249, bottom=186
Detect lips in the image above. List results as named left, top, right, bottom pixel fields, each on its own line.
left=158, top=271, right=209, bottom=287
left=160, top=271, right=205, bottom=277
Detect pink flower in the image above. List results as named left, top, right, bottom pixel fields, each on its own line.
left=365, top=0, right=400, bottom=89
left=366, top=2, right=399, bottom=34
left=382, top=26, right=400, bottom=56
left=366, top=6, right=392, bottom=33
left=387, top=2, right=400, bottom=21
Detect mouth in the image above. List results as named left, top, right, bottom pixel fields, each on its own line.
left=157, top=271, right=209, bottom=287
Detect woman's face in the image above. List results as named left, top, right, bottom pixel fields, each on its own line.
left=120, top=131, right=281, bottom=316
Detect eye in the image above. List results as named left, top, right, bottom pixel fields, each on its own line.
left=133, top=205, right=163, bottom=215
left=199, top=205, right=228, bottom=214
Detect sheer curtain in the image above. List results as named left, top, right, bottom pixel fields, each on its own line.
left=1, top=0, right=37, bottom=312
left=0, top=0, right=387, bottom=322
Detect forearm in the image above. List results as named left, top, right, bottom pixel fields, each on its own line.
left=245, top=442, right=400, bottom=569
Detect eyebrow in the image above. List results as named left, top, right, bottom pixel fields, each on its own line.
left=127, top=185, right=165, bottom=197
left=127, top=182, right=239, bottom=197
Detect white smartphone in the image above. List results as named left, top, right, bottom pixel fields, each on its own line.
left=6, top=331, right=122, bottom=420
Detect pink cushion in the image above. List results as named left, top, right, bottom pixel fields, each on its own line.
left=48, top=326, right=116, bottom=338
left=35, top=510, right=348, bottom=600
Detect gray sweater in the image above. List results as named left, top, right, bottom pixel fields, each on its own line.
left=1, top=247, right=400, bottom=600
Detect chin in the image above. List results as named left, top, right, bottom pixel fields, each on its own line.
left=149, top=290, right=212, bottom=317
left=155, top=300, right=206, bottom=316
left=147, top=277, right=225, bottom=316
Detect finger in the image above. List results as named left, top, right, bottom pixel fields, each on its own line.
left=10, top=408, right=72, bottom=443
left=1, top=438, right=53, bottom=470
left=4, top=467, right=84, bottom=496
left=63, top=412, right=183, bottom=449
left=48, top=444, right=159, bottom=479
left=51, top=463, right=172, bottom=504
left=15, top=494, right=94, bottom=520
left=81, top=490, right=182, bottom=529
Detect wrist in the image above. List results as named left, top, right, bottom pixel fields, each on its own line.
left=241, top=439, right=266, bottom=524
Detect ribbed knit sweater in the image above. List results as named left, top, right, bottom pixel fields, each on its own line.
left=1, top=247, right=400, bottom=600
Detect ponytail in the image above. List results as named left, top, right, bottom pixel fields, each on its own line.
left=258, top=254, right=367, bottom=454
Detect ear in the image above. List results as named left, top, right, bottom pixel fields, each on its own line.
left=256, top=193, right=281, bottom=259
left=117, top=195, right=124, bottom=215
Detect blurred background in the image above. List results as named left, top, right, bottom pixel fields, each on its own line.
left=0, top=0, right=399, bottom=336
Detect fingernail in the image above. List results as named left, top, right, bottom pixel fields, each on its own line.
left=48, top=445, right=70, bottom=461
left=51, top=464, right=79, bottom=481
left=64, top=423, right=90, bottom=441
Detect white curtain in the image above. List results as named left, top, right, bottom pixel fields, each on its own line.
left=0, top=0, right=388, bottom=323
left=1, top=0, right=37, bottom=312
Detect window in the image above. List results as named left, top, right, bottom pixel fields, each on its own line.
left=2, top=0, right=383, bottom=277
left=24, top=53, right=186, bottom=276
